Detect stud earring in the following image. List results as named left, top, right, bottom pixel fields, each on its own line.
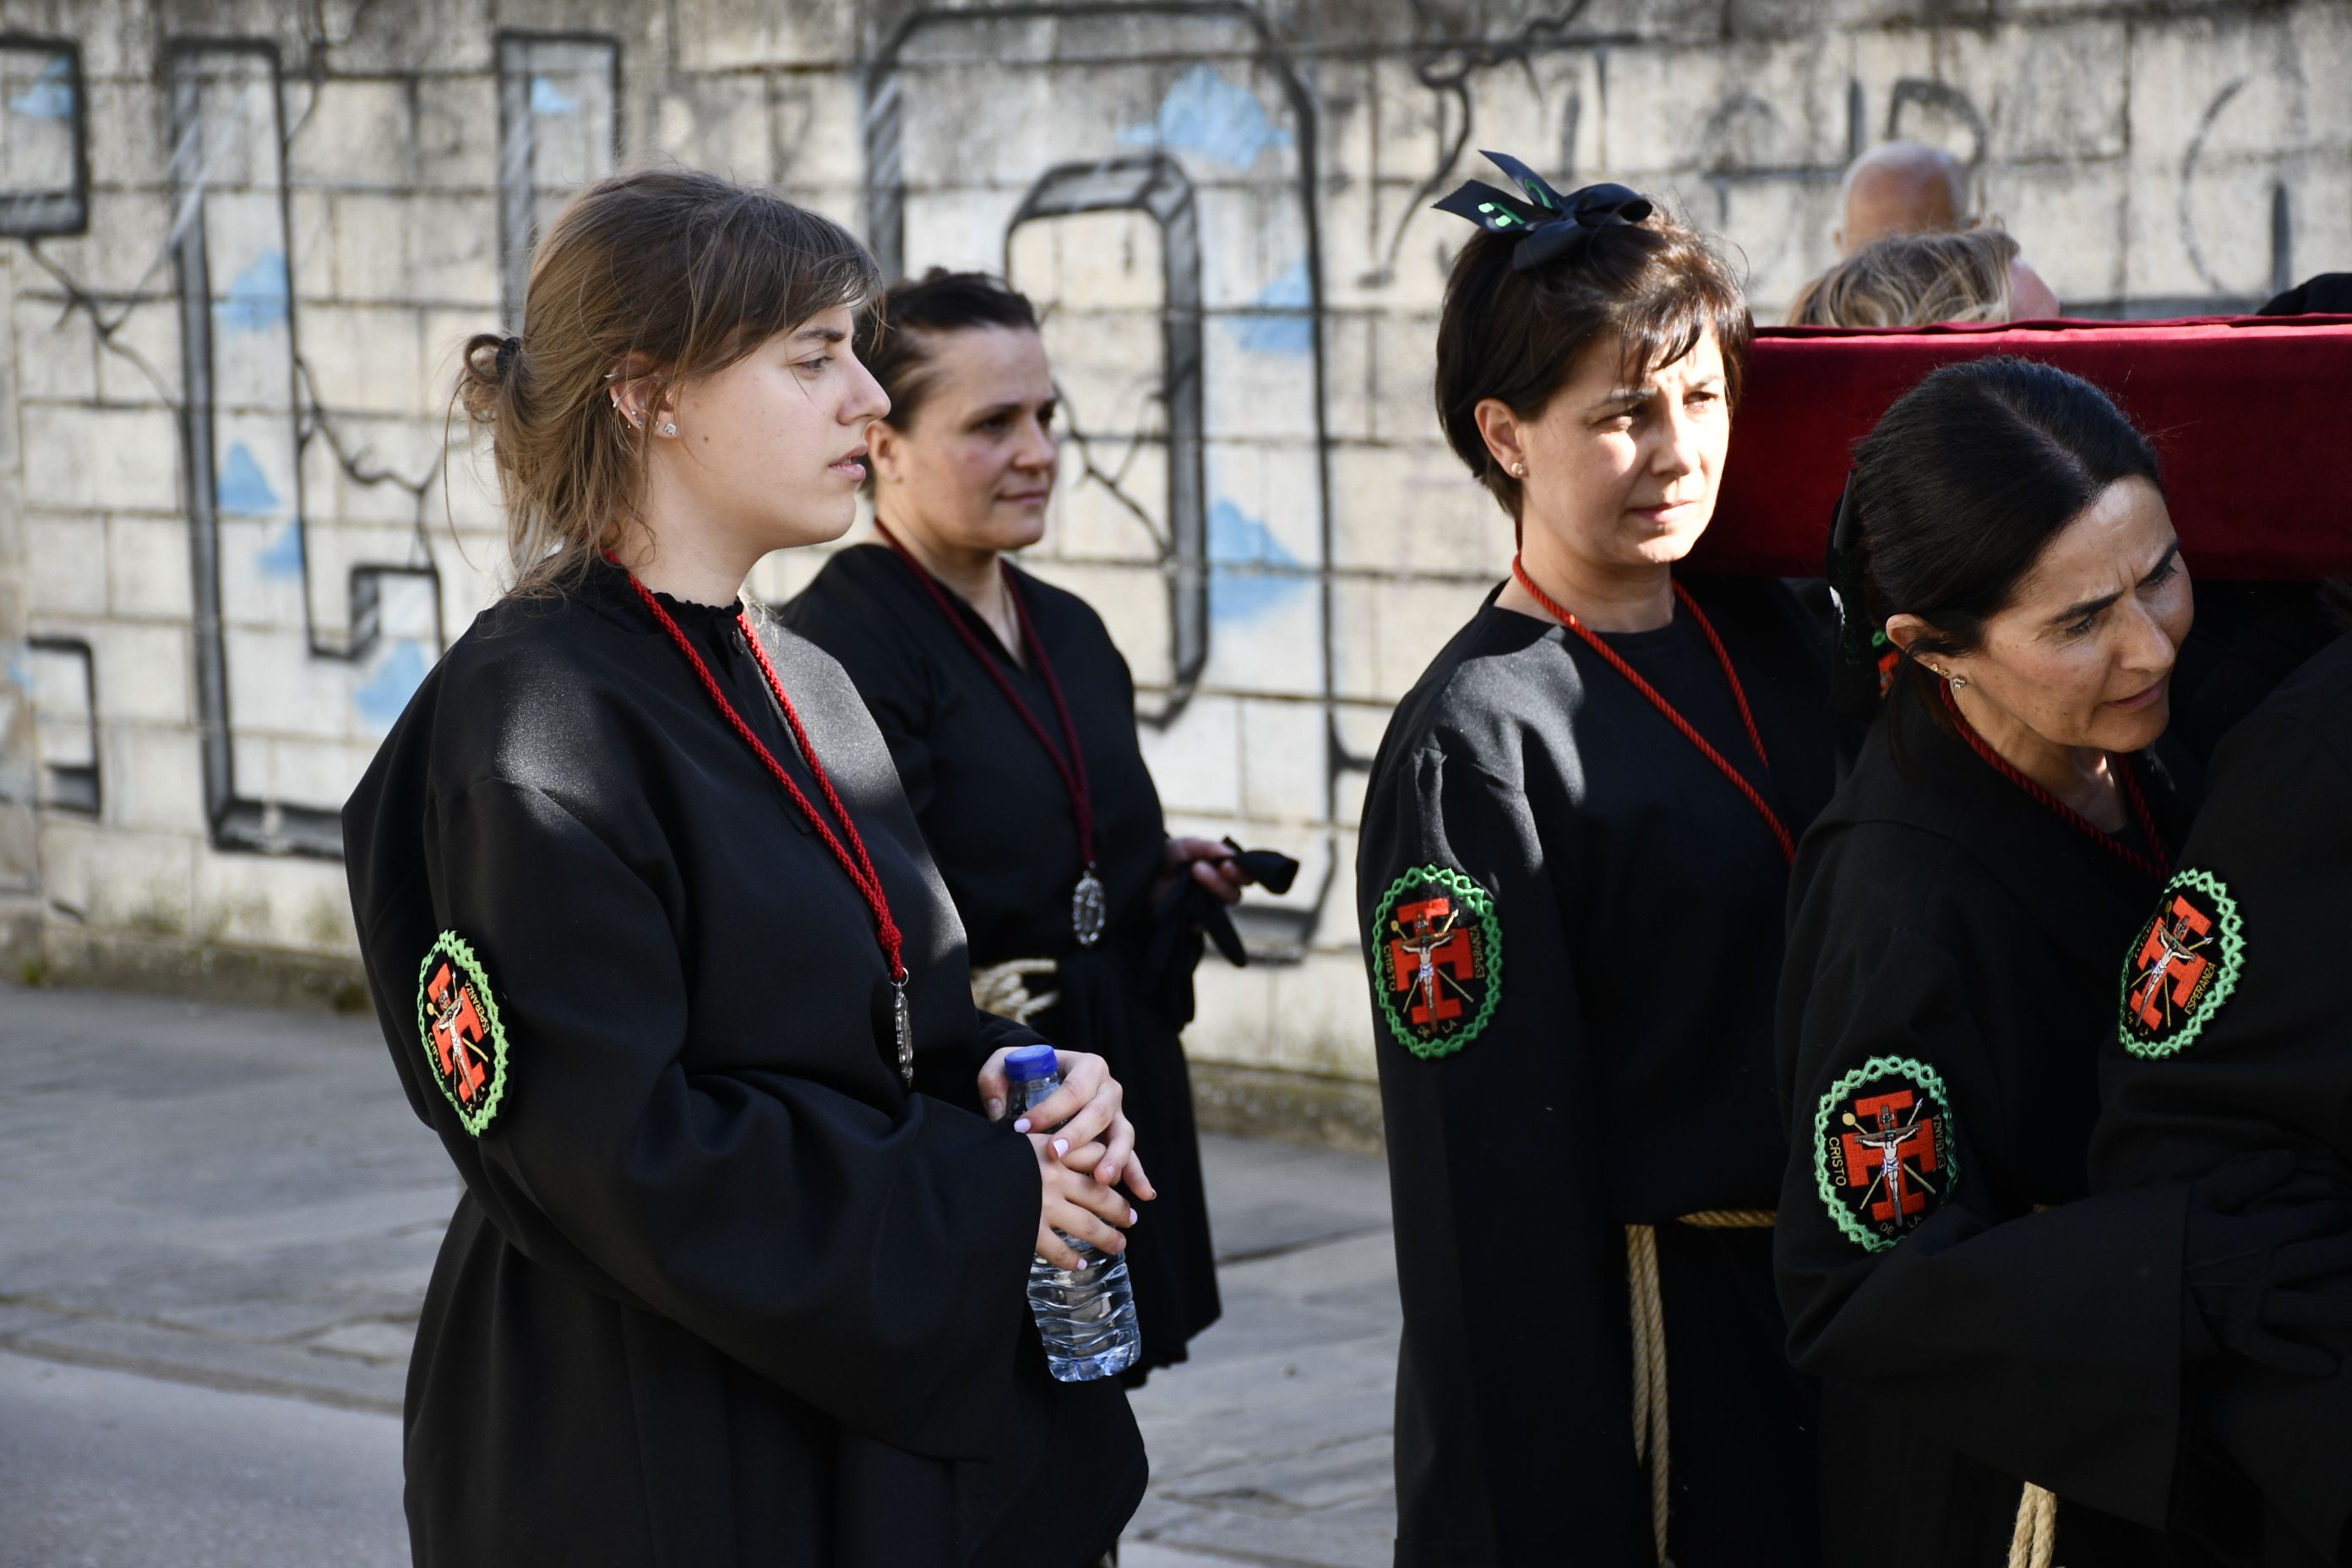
left=1950, top=674, right=1968, bottom=692
left=1511, top=461, right=1528, bottom=477
left=658, top=421, right=678, bottom=438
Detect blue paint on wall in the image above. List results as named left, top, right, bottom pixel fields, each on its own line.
left=216, top=442, right=283, bottom=516
left=256, top=521, right=306, bottom=579
left=1119, top=64, right=1291, bottom=170
left=1226, top=260, right=1315, bottom=356
left=1208, top=498, right=1307, bottom=623
left=354, top=640, right=430, bottom=726
left=530, top=75, right=579, bottom=115
left=9, top=57, right=74, bottom=119
left=216, top=251, right=288, bottom=335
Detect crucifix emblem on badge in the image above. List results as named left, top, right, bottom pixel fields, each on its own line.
left=2119, top=869, right=2244, bottom=1060
left=1813, top=1057, right=1958, bottom=1252
left=1839, top=1092, right=1941, bottom=1231
left=1369, top=865, right=1500, bottom=1059
left=415, top=931, right=511, bottom=1136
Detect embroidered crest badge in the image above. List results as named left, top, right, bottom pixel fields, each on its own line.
left=415, top=932, right=510, bottom=1136
left=1371, top=865, right=1501, bottom=1059
left=2119, top=868, right=2244, bottom=1059
left=1813, top=1057, right=1958, bottom=1252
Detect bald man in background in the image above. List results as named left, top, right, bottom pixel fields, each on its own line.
left=1836, top=140, right=1971, bottom=253
left=1834, top=139, right=2062, bottom=317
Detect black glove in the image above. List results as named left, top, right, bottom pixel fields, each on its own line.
left=2182, top=1150, right=2352, bottom=1377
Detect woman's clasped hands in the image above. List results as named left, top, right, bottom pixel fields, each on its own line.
left=977, top=1048, right=1157, bottom=1271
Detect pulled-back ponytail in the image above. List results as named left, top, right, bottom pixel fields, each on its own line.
left=448, top=168, right=880, bottom=595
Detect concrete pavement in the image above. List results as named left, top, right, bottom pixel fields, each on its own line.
left=0, top=981, right=1398, bottom=1566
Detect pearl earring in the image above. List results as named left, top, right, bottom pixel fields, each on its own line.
left=1511, top=461, right=1528, bottom=477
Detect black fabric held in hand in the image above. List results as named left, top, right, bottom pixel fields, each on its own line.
left=1141, top=839, right=1298, bottom=1024
left=2182, top=1152, right=2352, bottom=1375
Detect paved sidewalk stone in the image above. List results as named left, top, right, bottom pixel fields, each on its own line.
left=0, top=982, right=1401, bottom=1564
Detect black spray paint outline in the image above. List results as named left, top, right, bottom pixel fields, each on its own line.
left=0, top=34, right=89, bottom=237
left=168, top=38, right=444, bottom=858
left=862, top=1, right=1337, bottom=950
left=1004, top=154, right=1209, bottom=724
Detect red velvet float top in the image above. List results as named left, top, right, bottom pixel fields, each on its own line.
left=1690, top=316, right=2352, bottom=580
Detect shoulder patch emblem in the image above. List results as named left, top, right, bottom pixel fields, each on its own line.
left=416, top=931, right=510, bottom=1136
left=2120, top=868, right=2244, bottom=1060
left=1371, top=865, right=1501, bottom=1059
left=1813, top=1057, right=1958, bottom=1252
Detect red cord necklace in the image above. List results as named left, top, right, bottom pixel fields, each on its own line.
left=875, top=521, right=1108, bottom=946
left=1938, top=682, right=2170, bottom=883
left=1509, top=556, right=1795, bottom=864
left=617, top=560, right=916, bottom=1083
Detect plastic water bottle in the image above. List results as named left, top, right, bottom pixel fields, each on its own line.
left=1005, top=1044, right=1141, bottom=1382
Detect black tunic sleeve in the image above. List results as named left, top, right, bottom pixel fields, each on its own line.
left=424, top=772, right=1040, bottom=1461
left=1776, top=831, right=2191, bottom=1527
left=1359, top=742, right=1649, bottom=1563
left=2092, top=705, right=2352, bottom=1557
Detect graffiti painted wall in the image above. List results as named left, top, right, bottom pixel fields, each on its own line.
left=2, top=0, right=2346, bottom=1085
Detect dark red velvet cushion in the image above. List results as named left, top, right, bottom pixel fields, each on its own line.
left=1692, top=316, right=2352, bottom=580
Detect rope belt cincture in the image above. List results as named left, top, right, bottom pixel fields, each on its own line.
left=971, top=957, right=1059, bottom=1025
left=1627, top=1208, right=2057, bottom=1568
left=1625, top=1209, right=1777, bottom=1566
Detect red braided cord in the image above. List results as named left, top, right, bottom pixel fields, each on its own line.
left=1510, top=557, right=1796, bottom=865
left=1674, top=581, right=1772, bottom=769
left=623, top=573, right=907, bottom=980
left=874, top=522, right=1096, bottom=863
left=1939, top=683, right=2170, bottom=884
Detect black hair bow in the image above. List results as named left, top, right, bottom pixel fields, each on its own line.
left=1432, top=150, right=1652, bottom=272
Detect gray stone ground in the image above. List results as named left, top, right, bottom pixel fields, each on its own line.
left=0, top=981, right=1398, bottom=1567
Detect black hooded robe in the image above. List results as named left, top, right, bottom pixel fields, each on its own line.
left=782, top=542, right=1220, bottom=1375
left=2093, top=629, right=2352, bottom=1565
left=343, top=558, right=1146, bottom=1567
left=1354, top=577, right=1843, bottom=1566
left=1775, top=689, right=2213, bottom=1567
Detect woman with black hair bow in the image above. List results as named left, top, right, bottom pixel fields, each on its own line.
left=1356, top=154, right=1846, bottom=1565
left=1779, top=356, right=2352, bottom=1567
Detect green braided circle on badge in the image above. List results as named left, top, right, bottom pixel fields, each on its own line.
left=1811, top=1055, right=1960, bottom=1254
left=1369, top=865, right=1502, bottom=1060
left=2117, top=868, right=2244, bottom=1061
left=414, top=930, right=511, bottom=1137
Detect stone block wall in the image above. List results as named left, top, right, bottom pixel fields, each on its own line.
left=1, top=0, right=2344, bottom=1086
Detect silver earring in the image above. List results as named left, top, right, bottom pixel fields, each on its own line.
left=658, top=421, right=678, bottom=438
left=1949, top=673, right=1968, bottom=693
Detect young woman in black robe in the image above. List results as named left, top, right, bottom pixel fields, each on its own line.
left=1354, top=155, right=1843, bottom=1565
left=341, top=172, right=1152, bottom=1567
left=1777, top=357, right=2352, bottom=1567
left=784, top=270, right=1258, bottom=1380
left=2093, top=625, right=2352, bottom=1563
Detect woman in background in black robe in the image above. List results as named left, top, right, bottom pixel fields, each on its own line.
left=1777, top=356, right=2352, bottom=1566
left=785, top=270, right=1259, bottom=1380
left=1355, top=155, right=1843, bottom=1564
left=343, top=172, right=1150, bottom=1567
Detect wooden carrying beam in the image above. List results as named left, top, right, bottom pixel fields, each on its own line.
left=1693, top=317, right=2352, bottom=580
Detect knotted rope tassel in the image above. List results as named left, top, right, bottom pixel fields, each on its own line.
left=2007, top=1483, right=2057, bottom=1568
left=1625, top=1209, right=1776, bottom=1566
left=970, top=958, right=1059, bottom=1024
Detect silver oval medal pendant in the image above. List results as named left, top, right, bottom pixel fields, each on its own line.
left=1071, top=868, right=1107, bottom=947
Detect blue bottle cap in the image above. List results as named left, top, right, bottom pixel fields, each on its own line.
left=1004, top=1044, right=1059, bottom=1084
